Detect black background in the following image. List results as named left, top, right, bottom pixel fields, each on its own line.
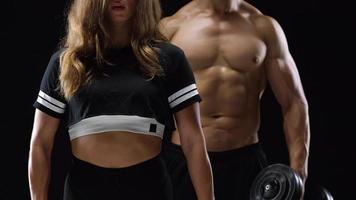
left=3, top=0, right=355, bottom=199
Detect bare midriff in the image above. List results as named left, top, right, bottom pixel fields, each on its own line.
left=71, top=131, right=161, bottom=168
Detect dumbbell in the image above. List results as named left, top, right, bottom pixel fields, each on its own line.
left=250, top=164, right=334, bottom=200
left=304, top=184, right=334, bottom=200
left=250, top=163, right=302, bottom=200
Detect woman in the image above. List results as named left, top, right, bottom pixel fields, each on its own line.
left=28, top=0, right=214, bottom=199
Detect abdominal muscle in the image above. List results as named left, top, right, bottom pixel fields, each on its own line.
left=172, top=115, right=260, bottom=152
left=71, top=131, right=162, bottom=168
left=171, top=64, right=264, bottom=151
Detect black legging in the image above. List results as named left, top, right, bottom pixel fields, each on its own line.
left=64, top=155, right=173, bottom=200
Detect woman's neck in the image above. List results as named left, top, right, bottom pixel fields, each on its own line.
left=109, top=21, right=132, bottom=48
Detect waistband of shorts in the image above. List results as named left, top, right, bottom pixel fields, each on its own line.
left=163, top=141, right=263, bottom=159
left=208, top=143, right=263, bottom=159
left=71, top=154, right=163, bottom=174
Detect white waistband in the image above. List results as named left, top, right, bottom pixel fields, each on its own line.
left=68, top=115, right=165, bottom=140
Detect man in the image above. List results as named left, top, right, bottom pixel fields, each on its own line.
left=160, top=0, right=310, bottom=199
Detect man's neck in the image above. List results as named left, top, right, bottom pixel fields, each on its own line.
left=195, top=0, right=241, bottom=16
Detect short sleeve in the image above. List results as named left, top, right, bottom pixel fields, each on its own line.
left=164, top=45, right=201, bottom=113
left=33, top=50, right=67, bottom=118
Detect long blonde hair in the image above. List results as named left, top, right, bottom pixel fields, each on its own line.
left=60, top=0, right=166, bottom=99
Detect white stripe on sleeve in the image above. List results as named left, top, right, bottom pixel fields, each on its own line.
left=36, top=97, right=65, bottom=114
left=168, top=84, right=197, bottom=103
left=169, top=89, right=199, bottom=109
left=39, top=90, right=66, bottom=109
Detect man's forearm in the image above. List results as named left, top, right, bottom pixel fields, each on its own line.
left=182, top=137, right=214, bottom=200
left=288, top=138, right=309, bottom=180
left=28, top=145, right=52, bottom=200
left=283, top=101, right=310, bottom=182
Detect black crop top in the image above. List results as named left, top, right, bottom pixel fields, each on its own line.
left=33, top=42, right=201, bottom=140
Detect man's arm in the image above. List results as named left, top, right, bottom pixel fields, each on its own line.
left=257, top=15, right=310, bottom=183
left=28, top=110, right=61, bottom=200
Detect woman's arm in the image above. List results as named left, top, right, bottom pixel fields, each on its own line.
left=174, top=103, right=214, bottom=200
left=28, top=110, right=61, bottom=200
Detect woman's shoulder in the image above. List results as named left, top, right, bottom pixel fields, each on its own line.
left=43, top=48, right=68, bottom=75
left=47, top=48, right=66, bottom=66
left=46, top=48, right=64, bottom=68
left=154, top=41, right=185, bottom=57
left=51, top=48, right=66, bottom=58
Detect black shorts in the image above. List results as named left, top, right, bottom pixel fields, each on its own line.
left=64, top=155, right=173, bottom=200
left=162, top=142, right=268, bottom=200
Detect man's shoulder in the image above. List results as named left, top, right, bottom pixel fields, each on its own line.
left=237, top=2, right=276, bottom=27
left=240, top=1, right=263, bottom=16
left=248, top=14, right=287, bottom=46
left=161, top=2, right=200, bottom=27
left=250, top=14, right=281, bottom=35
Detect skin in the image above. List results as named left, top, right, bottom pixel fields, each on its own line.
left=160, top=0, right=310, bottom=197
left=28, top=0, right=214, bottom=200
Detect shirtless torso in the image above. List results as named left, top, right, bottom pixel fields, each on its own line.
left=159, top=2, right=309, bottom=199
left=163, top=1, right=267, bottom=151
left=161, top=0, right=309, bottom=183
